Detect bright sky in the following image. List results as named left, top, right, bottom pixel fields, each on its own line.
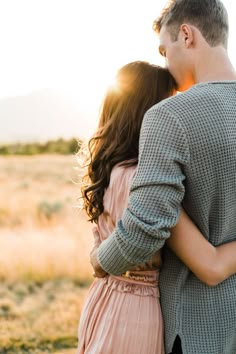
left=0, top=0, right=236, bottom=138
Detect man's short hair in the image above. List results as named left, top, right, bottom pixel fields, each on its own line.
left=153, top=0, right=228, bottom=48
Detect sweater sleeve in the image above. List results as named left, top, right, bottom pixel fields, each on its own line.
left=97, top=104, right=190, bottom=275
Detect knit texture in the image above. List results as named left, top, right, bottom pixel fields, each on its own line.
left=97, top=81, right=236, bottom=354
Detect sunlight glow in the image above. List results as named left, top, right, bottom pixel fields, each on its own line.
left=0, top=0, right=236, bottom=140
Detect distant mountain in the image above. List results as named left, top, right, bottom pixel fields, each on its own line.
left=0, top=89, right=93, bottom=143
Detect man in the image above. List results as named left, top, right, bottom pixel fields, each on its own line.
left=91, top=0, right=236, bottom=353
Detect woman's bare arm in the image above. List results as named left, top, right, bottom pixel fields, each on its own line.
left=167, top=209, right=236, bottom=286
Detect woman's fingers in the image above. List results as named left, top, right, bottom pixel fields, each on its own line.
left=90, top=247, right=107, bottom=278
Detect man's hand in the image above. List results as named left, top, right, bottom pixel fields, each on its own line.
left=90, top=227, right=107, bottom=278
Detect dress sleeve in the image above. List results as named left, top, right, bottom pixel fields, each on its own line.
left=97, top=105, right=190, bottom=275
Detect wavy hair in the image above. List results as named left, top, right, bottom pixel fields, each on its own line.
left=81, top=61, right=176, bottom=222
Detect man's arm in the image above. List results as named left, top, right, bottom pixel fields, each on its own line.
left=97, top=104, right=190, bottom=275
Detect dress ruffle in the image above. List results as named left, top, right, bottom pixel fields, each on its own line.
left=98, top=273, right=160, bottom=298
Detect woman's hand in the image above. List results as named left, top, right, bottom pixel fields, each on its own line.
left=90, top=227, right=107, bottom=278
left=92, top=226, right=102, bottom=248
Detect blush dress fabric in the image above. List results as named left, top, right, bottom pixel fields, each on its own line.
left=77, top=164, right=164, bottom=354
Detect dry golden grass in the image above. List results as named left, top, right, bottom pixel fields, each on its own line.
left=0, top=155, right=94, bottom=353
left=0, top=155, right=94, bottom=283
left=0, top=280, right=87, bottom=353
left=0, top=227, right=93, bottom=284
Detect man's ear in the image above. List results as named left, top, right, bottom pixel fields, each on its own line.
left=179, top=24, right=194, bottom=48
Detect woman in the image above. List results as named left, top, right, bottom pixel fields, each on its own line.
left=77, top=61, right=236, bottom=354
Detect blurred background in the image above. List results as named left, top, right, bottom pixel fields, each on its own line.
left=0, top=0, right=235, bottom=353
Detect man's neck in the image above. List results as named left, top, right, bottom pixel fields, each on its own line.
left=194, top=47, right=236, bottom=84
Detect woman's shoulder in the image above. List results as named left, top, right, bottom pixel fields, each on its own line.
left=110, top=162, right=137, bottom=187
left=103, top=162, right=137, bottom=220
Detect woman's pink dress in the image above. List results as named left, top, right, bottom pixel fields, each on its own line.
left=77, top=164, right=164, bottom=354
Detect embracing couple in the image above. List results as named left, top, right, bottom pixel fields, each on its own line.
left=77, top=0, right=236, bottom=353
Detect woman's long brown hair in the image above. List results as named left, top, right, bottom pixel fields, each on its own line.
left=81, top=61, right=176, bottom=223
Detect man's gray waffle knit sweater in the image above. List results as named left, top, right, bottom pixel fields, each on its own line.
left=97, top=81, right=236, bottom=354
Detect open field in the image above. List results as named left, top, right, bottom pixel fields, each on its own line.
left=0, top=155, right=94, bottom=353
left=0, top=280, right=87, bottom=353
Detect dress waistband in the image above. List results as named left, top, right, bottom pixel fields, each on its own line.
left=112, top=269, right=160, bottom=286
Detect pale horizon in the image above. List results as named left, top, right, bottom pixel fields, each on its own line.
left=1, top=0, right=236, bottom=142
